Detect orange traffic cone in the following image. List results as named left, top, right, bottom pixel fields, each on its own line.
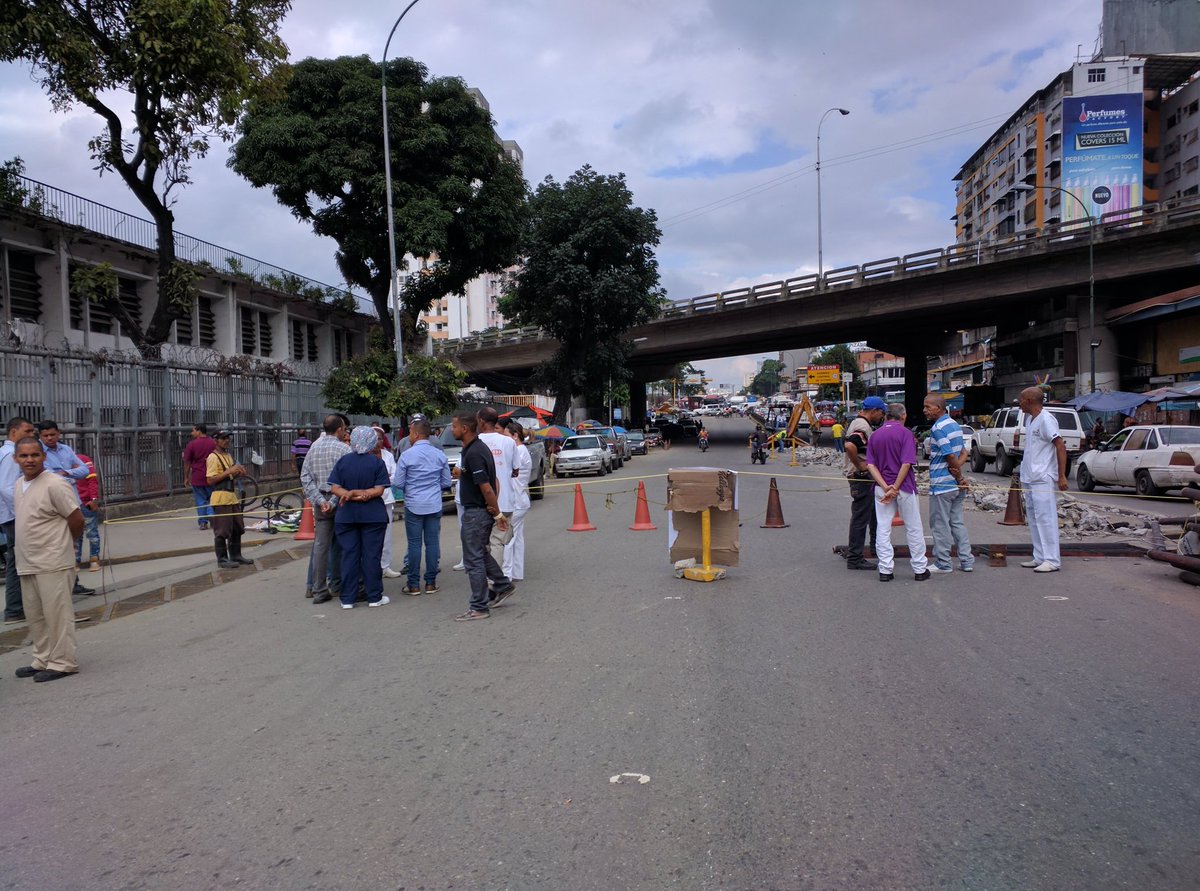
left=761, top=477, right=789, bottom=528
left=567, top=483, right=596, bottom=532
left=998, top=477, right=1026, bottom=526
left=891, top=512, right=904, bottom=527
left=629, top=480, right=657, bottom=531
left=294, top=500, right=315, bottom=541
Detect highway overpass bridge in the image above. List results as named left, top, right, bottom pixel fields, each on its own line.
left=435, top=197, right=1200, bottom=422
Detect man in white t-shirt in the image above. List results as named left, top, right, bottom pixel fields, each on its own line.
left=1017, top=386, right=1068, bottom=572
left=477, top=407, right=517, bottom=595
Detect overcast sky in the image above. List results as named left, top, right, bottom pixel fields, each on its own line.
left=0, top=0, right=1102, bottom=387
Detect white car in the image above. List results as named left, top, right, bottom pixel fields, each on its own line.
left=553, top=435, right=613, bottom=477
left=923, top=425, right=975, bottom=460
left=1075, top=425, right=1200, bottom=496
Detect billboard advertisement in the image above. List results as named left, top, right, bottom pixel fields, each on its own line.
left=1061, top=93, right=1143, bottom=222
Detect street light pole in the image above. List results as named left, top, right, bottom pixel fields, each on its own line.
left=816, top=107, right=850, bottom=283
left=1015, top=183, right=1096, bottom=392
left=381, top=0, right=424, bottom=377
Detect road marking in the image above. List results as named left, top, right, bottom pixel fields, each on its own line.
left=609, top=772, right=651, bottom=785
left=1043, top=596, right=1069, bottom=601
left=664, top=596, right=683, bottom=600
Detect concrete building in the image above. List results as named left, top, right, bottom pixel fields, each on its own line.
left=856, top=349, right=905, bottom=398
left=1103, top=0, right=1200, bottom=57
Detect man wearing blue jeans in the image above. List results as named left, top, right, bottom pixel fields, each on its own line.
left=923, top=393, right=973, bottom=573
left=182, top=424, right=217, bottom=530
left=392, top=418, right=451, bottom=595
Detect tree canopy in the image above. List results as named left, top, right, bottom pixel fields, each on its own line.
left=322, top=331, right=465, bottom=418
left=749, top=359, right=787, bottom=397
left=0, top=0, right=291, bottom=357
left=499, top=166, right=666, bottom=421
left=230, top=54, right=527, bottom=351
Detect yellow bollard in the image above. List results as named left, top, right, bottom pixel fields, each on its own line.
left=682, top=508, right=724, bottom=582
left=788, top=443, right=800, bottom=467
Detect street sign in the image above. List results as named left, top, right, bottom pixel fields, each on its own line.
left=807, top=365, right=840, bottom=385
left=841, top=373, right=854, bottom=383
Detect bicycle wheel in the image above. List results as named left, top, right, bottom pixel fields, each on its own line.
left=237, top=476, right=260, bottom=511
left=270, top=491, right=303, bottom=515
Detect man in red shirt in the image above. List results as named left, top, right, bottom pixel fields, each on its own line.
left=73, top=453, right=102, bottom=573
left=182, top=423, right=217, bottom=530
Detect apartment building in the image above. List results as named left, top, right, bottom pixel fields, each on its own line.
left=856, top=349, right=905, bottom=397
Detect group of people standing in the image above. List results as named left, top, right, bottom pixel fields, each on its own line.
left=842, top=387, right=1067, bottom=580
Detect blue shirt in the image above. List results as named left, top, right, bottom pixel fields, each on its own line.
left=392, top=440, right=451, bottom=516
left=0, top=441, right=19, bottom=524
left=42, top=440, right=87, bottom=504
left=928, top=413, right=964, bottom=495
left=327, top=453, right=390, bottom=525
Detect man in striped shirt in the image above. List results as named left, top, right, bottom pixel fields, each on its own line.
left=923, top=393, right=973, bottom=574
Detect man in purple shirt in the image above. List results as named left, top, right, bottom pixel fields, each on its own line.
left=182, top=423, right=217, bottom=530
left=865, top=403, right=929, bottom=582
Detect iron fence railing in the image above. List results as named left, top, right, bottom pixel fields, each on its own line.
left=5, top=174, right=378, bottom=319
left=0, top=344, right=373, bottom=503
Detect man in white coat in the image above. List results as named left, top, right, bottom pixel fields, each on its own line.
left=1017, top=386, right=1069, bottom=572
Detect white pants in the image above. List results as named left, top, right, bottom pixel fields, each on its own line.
left=381, top=509, right=394, bottom=570
left=503, top=507, right=529, bottom=580
left=873, top=489, right=929, bottom=575
left=1023, top=481, right=1061, bottom=569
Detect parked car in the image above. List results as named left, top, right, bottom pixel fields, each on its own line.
left=971, top=404, right=1085, bottom=476
left=1075, top=425, right=1200, bottom=496
left=592, top=426, right=631, bottom=464
left=819, top=412, right=836, bottom=428
left=627, top=430, right=648, bottom=455
left=436, top=425, right=548, bottom=501
left=922, top=424, right=976, bottom=460
left=554, top=434, right=613, bottom=477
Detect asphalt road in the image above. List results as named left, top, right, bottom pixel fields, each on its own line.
left=2, top=417, right=1198, bottom=890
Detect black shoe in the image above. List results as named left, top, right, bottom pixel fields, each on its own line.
left=913, top=570, right=931, bottom=581
left=231, top=554, right=254, bottom=566
left=217, top=559, right=239, bottom=570
left=847, top=561, right=878, bottom=571
left=878, top=573, right=894, bottom=582
left=312, top=592, right=332, bottom=605
left=3, top=612, right=25, bottom=624
left=33, top=669, right=75, bottom=683
left=72, top=582, right=95, bottom=596
left=15, top=665, right=40, bottom=678
left=491, top=584, right=517, bottom=607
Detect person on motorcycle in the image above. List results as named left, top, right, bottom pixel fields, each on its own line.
left=698, top=428, right=709, bottom=450
left=749, top=426, right=768, bottom=463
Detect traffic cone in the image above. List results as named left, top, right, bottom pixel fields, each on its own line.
left=629, top=480, right=657, bottom=531
left=294, top=501, right=315, bottom=541
left=567, top=483, right=596, bottom=532
left=998, top=477, right=1026, bottom=526
left=761, top=477, right=789, bottom=528
left=891, top=512, right=904, bottom=527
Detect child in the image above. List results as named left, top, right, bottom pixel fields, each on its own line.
left=74, top=453, right=102, bottom=572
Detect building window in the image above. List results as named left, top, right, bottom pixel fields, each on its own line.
left=197, top=297, right=216, bottom=348
left=3, top=249, right=42, bottom=323
left=240, top=305, right=274, bottom=356
left=175, top=307, right=193, bottom=345
left=291, top=319, right=318, bottom=362
left=1185, top=185, right=1200, bottom=197
left=332, top=329, right=354, bottom=364
left=1190, top=100, right=1200, bottom=116
left=1087, top=68, right=1106, bottom=83
left=1185, top=156, right=1199, bottom=174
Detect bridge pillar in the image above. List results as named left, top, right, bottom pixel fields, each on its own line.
left=629, top=379, right=648, bottom=427
left=902, top=349, right=930, bottom=427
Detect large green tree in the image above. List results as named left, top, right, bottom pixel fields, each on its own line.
left=749, top=359, right=787, bottom=397
left=230, top=54, right=526, bottom=352
left=322, top=331, right=465, bottom=418
left=0, top=0, right=291, bottom=357
left=499, top=166, right=667, bottom=422
left=811, top=343, right=864, bottom=400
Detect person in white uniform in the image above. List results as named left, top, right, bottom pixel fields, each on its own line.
left=1017, top=386, right=1069, bottom=572
left=477, top=408, right=517, bottom=584
left=503, top=425, right=532, bottom=581
left=373, top=427, right=402, bottom=578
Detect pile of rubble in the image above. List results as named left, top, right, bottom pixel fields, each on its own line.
left=784, top=446, right=844, bottom=467
left=968, top=489, right=1153, bottom=538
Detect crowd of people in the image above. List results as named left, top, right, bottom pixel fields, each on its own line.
left=841, top=388, right=1067, bottom=580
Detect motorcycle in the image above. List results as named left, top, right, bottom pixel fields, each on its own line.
left=699, top=436, right=709, bottom=452
left=750, top=442, right=767, bottom=464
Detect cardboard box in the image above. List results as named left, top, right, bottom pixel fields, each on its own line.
left=666, top=468, right=737, bottom=512
left=666, top=468, right=739, bottom=567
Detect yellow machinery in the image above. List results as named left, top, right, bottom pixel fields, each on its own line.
left=771, top=395, right=821, bottom=449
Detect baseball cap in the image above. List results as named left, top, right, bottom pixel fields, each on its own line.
left=214, top=429, right=233, bottom=439
left=861, top=396, right=887, bottom=411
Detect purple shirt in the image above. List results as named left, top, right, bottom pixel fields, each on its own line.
left=183, top=437, right=217, bottom=487
left=865, top=420, right=918, bottom=494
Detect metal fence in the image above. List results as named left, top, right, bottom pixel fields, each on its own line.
left=0, top=344, right=356, bottom=503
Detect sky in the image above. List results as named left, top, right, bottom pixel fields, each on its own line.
left=0, top=0, right=1104, bottom=388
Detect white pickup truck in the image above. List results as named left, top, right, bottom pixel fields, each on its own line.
left=970, top=404, right=1086, bottom=476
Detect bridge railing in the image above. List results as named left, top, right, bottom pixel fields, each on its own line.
left=436, top=193, right=1200, bottom=353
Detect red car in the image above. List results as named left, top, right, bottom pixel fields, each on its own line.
left=819, top=413, right=836, bottom=427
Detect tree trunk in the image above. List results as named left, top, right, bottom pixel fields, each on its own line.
left=551, top=377, right=573, bottom=424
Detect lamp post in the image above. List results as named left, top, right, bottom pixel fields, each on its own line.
left=816, top=107, right=850, bottom=283
left=1014, top=183, right=1096, bottom=392
left=381, top=0, right=424, bottom=377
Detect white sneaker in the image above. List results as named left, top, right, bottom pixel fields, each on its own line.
left=1020, top=559, right=1040, bottom=568
left=452, top=562, right=465, bottom=571
left=928, top=565, right=953, bottom=574
left=1033, top=562, right=1059, bottom=573
left=960, top=565, right=974, bottom=572
left=341, top=603, right=354, bottom=610
left=368, top=595, right=391, bottom=607
left=382, top=568, right=402, bottom=578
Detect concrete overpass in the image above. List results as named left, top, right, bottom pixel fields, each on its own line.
left=435, top=196, right=1200, bottom=421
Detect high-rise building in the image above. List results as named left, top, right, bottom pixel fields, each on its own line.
left=1103, top=0, right=1200, bottom=57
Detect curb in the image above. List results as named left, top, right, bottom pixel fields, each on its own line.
left=94, top=536, right=277, bottom=568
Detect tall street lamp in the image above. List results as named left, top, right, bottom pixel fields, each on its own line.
left=816, top=107, right=850, bottom=282
left=1014, top=183, right=1096, bottom=392
left=381, top=0, right=424, bottom=377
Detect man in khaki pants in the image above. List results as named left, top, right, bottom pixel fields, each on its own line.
left=11, top=436, right=84, bottom=683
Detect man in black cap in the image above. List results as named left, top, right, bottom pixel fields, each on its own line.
left=205, top=430, right=252, bottom=569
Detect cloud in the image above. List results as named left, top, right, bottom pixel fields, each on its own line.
left=0, top=0, right=1103, bottom=386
